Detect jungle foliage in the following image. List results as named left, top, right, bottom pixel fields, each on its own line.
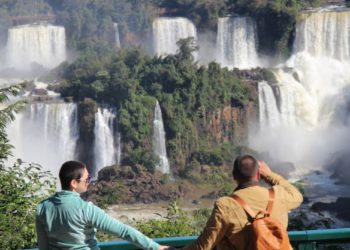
left=55, top=38, right=254, bottom=171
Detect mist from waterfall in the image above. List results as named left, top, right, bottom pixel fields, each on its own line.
left=93, top=108, right=118, bottom=175
left=152, top=101, right=170, bottom=174
left=252, top=9, right=350, bottom=172
left=152, top=17, right=197, bottom=57
left=5, top=24, right=66, bottom=71
left=6, top=103, right=78, bottom=178
left=216, top=17, right=260, bottom=69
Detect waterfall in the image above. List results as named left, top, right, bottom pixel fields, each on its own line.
left=6, top=103, right=78, bottom=177
left=152, top=101, right=170, bottom=174
left=258, top=81, right=280, bottom=129
left=294, top=11, right=350, bottom=61
left=93, top=108, right=117, bottom=174
left=113, top=23, right=121, bottom=48
left=6, top=24, right=66, bottom=71
left=254, top=8, right=350, bottom=167
left=152, top=17, right=197, bottom=57
left=216, top=17, right=260, bottom=69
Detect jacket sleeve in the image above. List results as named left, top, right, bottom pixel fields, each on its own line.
left=85, top=202, right=159, bottom=250
left=265, top=171, right=303, bottom=210
left=36, top=204, right=49, bottom=250
left=183, top=201, right=228, bottom=250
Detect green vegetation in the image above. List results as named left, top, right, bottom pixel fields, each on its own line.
left=0, top=161, right=56, bottom=249
left=55, top=38, right=254, bottom=170
left=0, top=85, right=56, bottom=249
left=135, top=201, right=210, bottom=237
left=155, top=0, right=326, bottom=57
left=0, top=0, right=327, bottom=59
left=0, top=85, right=25, bottom=160
left=0, top=0, right=157, bottom=53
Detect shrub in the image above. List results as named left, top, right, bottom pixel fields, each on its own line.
left=0, top=161, right=56, bottom=249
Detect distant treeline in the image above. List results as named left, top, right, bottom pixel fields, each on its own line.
left=0, top=0, right=326, bottom=56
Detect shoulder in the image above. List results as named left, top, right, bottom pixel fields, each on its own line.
left=215, top=196, right=239, bottom=211
left=36, top=197, right=51, bottom=216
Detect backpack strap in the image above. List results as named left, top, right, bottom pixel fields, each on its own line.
left=231, top=194, right=256, bottom=219
left=266, top=187, right=275, bottom=214
left=231, top=187, right=275, bottom=219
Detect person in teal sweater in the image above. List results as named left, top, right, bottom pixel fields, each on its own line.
left=36, top=160, right=170, bottom=250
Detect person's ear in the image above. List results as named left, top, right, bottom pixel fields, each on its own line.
left=70, top=179, right=78, bottom=190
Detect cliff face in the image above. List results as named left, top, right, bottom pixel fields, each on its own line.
left=203, top=101, right=257, bottom=145
left=75, top=98, right=97, bottom=173
left=171, top=100, right=258, bottom=170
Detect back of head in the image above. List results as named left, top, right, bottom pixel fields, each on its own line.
left=59, top=161, right=86, bottom=190
left=233, top=155, right=258, bottom=182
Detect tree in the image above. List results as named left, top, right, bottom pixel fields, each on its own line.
left=0, top=161, right=56, bottom=250
left=0, top=85, right=25, bottom=160
left=0, top=85, right=56, bottom=249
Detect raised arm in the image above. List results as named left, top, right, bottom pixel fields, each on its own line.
left=259, top=161, right=303, bottom=210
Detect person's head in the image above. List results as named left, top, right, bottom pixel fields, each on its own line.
left=232, top=155, right=259, bottom=183
left=59, top=161, right=91, bottom=193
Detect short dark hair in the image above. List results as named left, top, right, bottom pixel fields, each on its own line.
left=59, top=161, right=87, bottom=190
left=232, top=155, right=258, bottom=181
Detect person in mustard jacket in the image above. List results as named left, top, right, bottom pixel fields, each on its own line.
left=183, top=155, right=303, bottom=250
left=36, top=160, right=171, bottom=250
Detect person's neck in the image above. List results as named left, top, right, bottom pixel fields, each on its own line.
left=234, top=179, right=259, bottom=192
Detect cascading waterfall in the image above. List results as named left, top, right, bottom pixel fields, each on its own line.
left=258, top=81, right=281, bottom=129
left=254, top=8, right=350, bottom=167
left=113, top=23, right=121, bottom=48
left=294, top=10, right=350, bottom=61
left=6, top=103, right=78, bottom=177
left=152, top=17, right=197, bottom=57
left=152, top=101, right=170, bottom=174
left=93, top=108, right=118, bottom=174
left=6, top=24, right=66, bottom=71
left=216, top=17, right=260, bottom=69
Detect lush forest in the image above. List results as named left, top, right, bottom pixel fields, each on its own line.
left=54, top=38, right=263, bottom=174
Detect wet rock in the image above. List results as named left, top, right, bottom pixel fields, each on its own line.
left=192, top=199, right=200, bottom=205
left=31, top=88, right=48, bottom=95
left=311, top=197, right=350, bottom=222
left=86, top=165, right=183, bottom=205
left=327, top=152, right=350, bottom=185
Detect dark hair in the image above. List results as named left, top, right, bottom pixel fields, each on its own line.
left=59, top=161, right=87, bottom=190
left=232, top=155, right=258, bottom=181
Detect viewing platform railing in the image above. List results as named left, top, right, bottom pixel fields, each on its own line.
left=98, top=228, right=350, bottom=250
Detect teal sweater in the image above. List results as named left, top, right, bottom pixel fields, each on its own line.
left=36, top=191, right=160, bottom=250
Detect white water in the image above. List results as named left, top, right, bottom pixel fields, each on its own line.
left=6, top=24, right=66, bottom=71
left=113, top=23, right=121, bottom=48
left=94, top=108, right=118, bottom=174
left=6, top=103, right=78, bottom=178
left=152, top=17, right=197, bottom=57
left=216, top=17, right=260, bottom=69
left=258, top=81, right=281, bottom=129
left=294, top=11, right=350, bottom=61
left=152, top=101, right=170, bottom=174
left=253, top=9, right=350, bottom=169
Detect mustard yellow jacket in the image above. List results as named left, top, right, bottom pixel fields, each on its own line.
left=183, top=172, right=303, bottom=250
